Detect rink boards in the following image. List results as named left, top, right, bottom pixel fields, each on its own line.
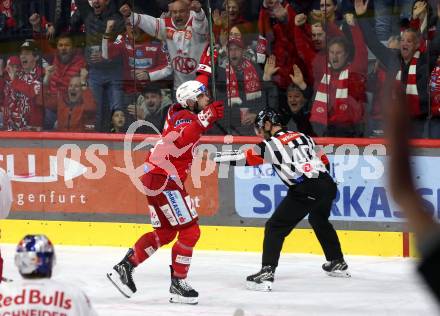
left=0, top=220, right=415, bottom=257
left=1, top=132, right=439, bottom=258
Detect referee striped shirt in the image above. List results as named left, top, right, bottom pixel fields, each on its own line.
left=244, top=130, right=329, bottom=187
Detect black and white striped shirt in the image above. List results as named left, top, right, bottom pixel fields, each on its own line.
left=246, top=130, right=329, bottom=187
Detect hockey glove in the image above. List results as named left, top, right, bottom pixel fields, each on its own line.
left=196, top=44, right=218, bottom=76
left=197, top=101, right=224, bottom=128
left=214, top=150, right=245, bottom=163
left=256, top=35, right=267, bottom=64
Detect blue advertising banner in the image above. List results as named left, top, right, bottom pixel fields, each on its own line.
left=234, top=155, right=440, bottom=222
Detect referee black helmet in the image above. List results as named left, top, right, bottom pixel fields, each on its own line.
left=254, top=108, right=282, bottom=129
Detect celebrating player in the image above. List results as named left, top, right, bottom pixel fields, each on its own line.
left=214, top=108, right=349, bottom=291
left=107, top=76, right=224, bottom=304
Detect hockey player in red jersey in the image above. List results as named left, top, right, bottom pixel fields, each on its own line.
left=107, top=48, right=223, bottom=305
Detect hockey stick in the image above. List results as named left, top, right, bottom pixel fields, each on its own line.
left=206, top=0, right=217, bottom=100
left=204, top=0, right=231, bottom=135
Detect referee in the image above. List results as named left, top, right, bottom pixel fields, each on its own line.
left=214, top=108, right=349, bottom=291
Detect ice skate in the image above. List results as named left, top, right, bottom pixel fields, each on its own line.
left=107, top=249, right=137, bottom=298
left=322, top=258, right=351, bottom=278
left=169, top=266, right=199, bottom=305
left=246, top=265, right=275, bottom=292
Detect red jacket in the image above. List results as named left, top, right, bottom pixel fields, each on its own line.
left=40, top=89, right=96, bottom=132
left=312, top=24, right=368, bottom=126
left=294, top=21, right=343, bottom=88
left=48, top=52, right=86, bottom=94
left=258, top=1, right=307, bottom=89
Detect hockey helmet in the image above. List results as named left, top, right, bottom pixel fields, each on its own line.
left=15, top=234, right=56, bottom=278
left=176, top=80, right=208, bottom=108
left=254, top=108, right=282, bottom=129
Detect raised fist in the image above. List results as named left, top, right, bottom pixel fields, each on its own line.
left=106, top=19, right=116, bottom=33
left=29, top=13, right=40, bottom=26
left=295, top=13, right=307, bottom=26
left=119, top=4, right=132, bottom=18
left=256, top=35, right=268, bottom=64
left=197, top=44, right=218, bottom=76
left=197, top=100, right=224, bottom=128
left=190, top=1, right=202, bottom=13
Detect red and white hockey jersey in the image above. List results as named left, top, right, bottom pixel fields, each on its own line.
left=103, top=34, right=172, bottom=93
left=130, top=10, right=208, bottom=87
left=0, top=279, right=97, bottom=316
left=144, top=102, right=208, bottom=184
left=3, top=67, right=44, bottom=131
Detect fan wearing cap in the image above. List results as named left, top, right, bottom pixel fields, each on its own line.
left=2, top=40, right=44, bottom=131
left=0, top=234, right=97, bottom=315
left=214, top=108, right=349, bottom=291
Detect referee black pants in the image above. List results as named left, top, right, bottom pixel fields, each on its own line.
left=262, top=173, right=343, bottom=267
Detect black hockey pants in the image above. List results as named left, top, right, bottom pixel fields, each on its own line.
left=262, top=172, right=343, bottom=267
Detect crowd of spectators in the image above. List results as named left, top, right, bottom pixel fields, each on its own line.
left=0, top=0, right=439, bottom=138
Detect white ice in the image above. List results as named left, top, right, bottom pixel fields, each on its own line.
left=1, top=244, right=438, bottom=316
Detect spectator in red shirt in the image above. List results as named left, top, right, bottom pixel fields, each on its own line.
left=35, top=32, right=87, bottom=130
left=102, top=19, right=172, bottom=109
left=0, top=0, right=16, bottom=32
left=309, top=17, right=368, bottom=137
left=43, top=33, right=87, bottom=95
left=2, top=40, right=44, bottom=131
left=39, top=75, right=96, bottom=132
left=217, top=38, right=265, bottom=135
left=212, top=0, right=255, bottom=44
left=257, top=0, right=306, bottom=90
left=294, top=13, right=343, bottom=88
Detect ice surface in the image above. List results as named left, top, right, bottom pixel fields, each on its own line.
left=1, top=244, right=438, bottom=316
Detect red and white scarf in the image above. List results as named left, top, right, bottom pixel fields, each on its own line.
left=4, top=68, right=41, bottom=130
left=225, top=60, right=262, bottom=105
left=396, top=50, right=420, bottom=116
left=310, top=68, right=349, bottom=125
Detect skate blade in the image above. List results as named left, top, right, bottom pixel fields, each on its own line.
left=169, top=294, right=198, bottom=305
left=326, top=270, right=351, bottom=278
left=106, top=269, right=134, bottom=298
left=246, top=280, right=272, bottom=292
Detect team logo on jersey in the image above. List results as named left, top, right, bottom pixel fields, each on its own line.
left=302, top=163, right=312, bottom=173
left=135, top=49, right=144, bottom=57
left=184, top=30, right=192, bottom=40
left=174, top=118, right=192, bottom=127
left=339, top=104, right=348, bottom=111
left=173, top=56, right=197, bottom=74
left=316, top=107, right=325, bottom=113
left=166, top=28, right=175, bottom=40
left=145, top=46, right=158, bottom=52
left=278, top=132, right=299, bottom=145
